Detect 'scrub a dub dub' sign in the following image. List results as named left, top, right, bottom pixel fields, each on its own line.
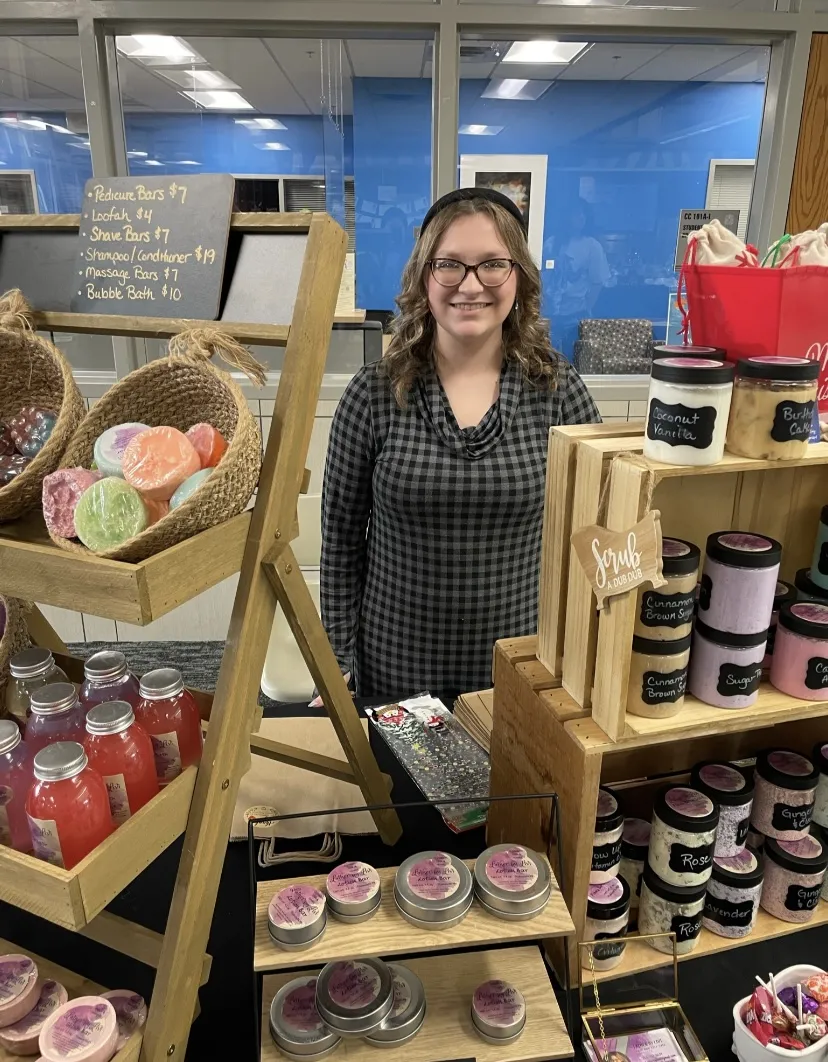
left=571, top=509, right=666, bottom=609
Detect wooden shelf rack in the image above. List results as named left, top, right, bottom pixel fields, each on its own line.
left=0, top=211, right=400, bottom=1062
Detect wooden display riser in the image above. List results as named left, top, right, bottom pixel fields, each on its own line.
left=260, top=946, right=573, bottom=1062
left=255, top=859, right=574, bottom=973
left=0, top=767, right=196, bottom=930
left=595, top=903, right=828, bottom=983
left=0, top=936, right=142, bottom=1062
left=487, top=639, right=828, bottom=983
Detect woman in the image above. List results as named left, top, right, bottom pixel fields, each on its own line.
left=321, top=187, right=600, bottom=697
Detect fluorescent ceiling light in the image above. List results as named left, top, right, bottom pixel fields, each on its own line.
left=116, top=35, right=198, bottom=61
left=503, top=40, right=587, bottom=63
left=183, top=90, right=254, bottom=110
left=258, top=141, right=290, bottom=150
left=459, top=124, right=503, bottom=135
left=482, top=79, right=552, bottom=101
left=127, top=150, right=148, bottom=158
left=142, top=159, right=163, bottom=166
left=48, top=123, right=74, bottom=134
left=235, top=118, right=286, bottom=130
left=162, top=69, right=240, bottom=91
left=175, top=160, right=201, bottom=165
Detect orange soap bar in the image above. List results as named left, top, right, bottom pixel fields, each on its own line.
left=186, top=423, right=227, bottom=469
left=122, top=427, right=200, bottom=501
left=144, top=498, right=169, bottom=526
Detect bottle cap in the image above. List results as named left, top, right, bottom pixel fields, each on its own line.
left=0, top=719, right=22, bottom=755
left=29, top=682, right=79, bottom=716
left=84, top=650, right=128, bottom=683
left=139, top=668, right=184, bottom=699
left=86, top=700, right=135, bottom=736
left=9, top=647, right=55, bottom=680
left=33, top=741, right=87, bottom=781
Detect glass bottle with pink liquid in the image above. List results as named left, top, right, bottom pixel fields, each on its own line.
left=25, top=683, right=87, bottom=757
left=135, top=669, right=203, bottom=786
left=79, top=650, right=141, bottom=711
left=0, top=720, right=34, bottom=852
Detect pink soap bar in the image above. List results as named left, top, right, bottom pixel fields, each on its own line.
left=102, top=992, right=146, bottom=1050
left=186, top=423, right=227, bottom=469
left=42, top=468, right=102, bottom=539
left=144, top=498, right=169, bottom=527
left=0, top=424, right=15, bottom=457
left=0, top=455, right=30, bottom=485
left=122, top=427, right=200, bottom=501
left=0, top=956, right=39, bottom=1029
left=0, top=980, right=68, bottom=1055
left=39, top=996, right=117, bottom=1062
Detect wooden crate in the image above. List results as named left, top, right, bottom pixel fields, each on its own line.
left=537, top=421, right=644, bottom=679
left=488, top=640, right=828, bottom=983
left=0, top=767, right=196, bottom=930
left=593, top=443, right=828, bottom=739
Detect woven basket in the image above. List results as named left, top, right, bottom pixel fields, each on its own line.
left=53, top=328, right=265, bottom=563
left=0, top=596, right=31, bottom=701
left=0, top=290, right=85, bottom=523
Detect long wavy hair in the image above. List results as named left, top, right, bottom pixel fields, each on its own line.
left=379, top=198, right=559, bottom=407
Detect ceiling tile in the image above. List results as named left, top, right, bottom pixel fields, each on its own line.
left=558, top=43, right=667, bottom=80
left=625, top=44, right=754, bottom=81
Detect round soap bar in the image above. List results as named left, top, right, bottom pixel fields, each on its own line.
left=0, top=980, right=68, bottom=1055
left=9, top=408, right=57, bottom=459
left=0, top=455, right=30, bottom=485
left=92, top=423, right=150, bottom=479
left=0, top=956, right=39, bottom=1029
left=0, top=423, right=15, bottom=457
left=102, top=992, right=146, bottom=1051
left=169, top=468, right=212, bottom=511
left=74, top=478, right=148, bottom=552
left=122, top=427, right=200, bottom=501
left=39, top=996, right=117, bottom=1062
left=42, top=468, right=102, bottom=539
left=186, top=423, right=227, bottom=469
left=144, top=498, right=169, bottom=526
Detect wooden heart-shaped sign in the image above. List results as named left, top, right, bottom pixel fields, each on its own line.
left=571, top=510, right=666, bottom=609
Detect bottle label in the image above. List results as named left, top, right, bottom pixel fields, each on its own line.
left=670, top=911, right=702, bottom=941
left=716, top=662, right=763, bottom=698
left=771, top=399, right=816, bottom=443
left=668, top=841, right=713, bottom=876
left=0, top=785, right=12, bottom=846
left=639, top=589, right=695, bottom=629
left=592, top=839, right=622, bottom=872
left=592, top=928, right=627, bottom=960
left=704, top=896, right=755, bottom=928
left=27, top=815, right=64, bottom=867
left=699, top=573, right=712, bottom=611
left=771, top=801, right=814, bottom=833
left=805, top=657, right=828, bottom=691
left=103, top=773, right=132, bottom=825
left=641, top=667, right=687, bottom=706
left=785, top=883, right=821, bottom=912
left=150, top=731, right=182, bottom=785
left=647, top=398, right=717, bottom=450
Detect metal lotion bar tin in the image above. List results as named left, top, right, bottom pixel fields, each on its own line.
left=471, top=979, right=526, bottom=1044
left=473, top=844, right=551, bottom=920
left=269, top=976, right=342, bottom=1060
left=315, top=958, right=394, bottom=1037
left=267, top=884, right=328, bottom=950
left=393, top=851, right=473, bottom=928
left=325, top=861, right=381, bottom=924
left=364, top=963, right=427, bottom=1047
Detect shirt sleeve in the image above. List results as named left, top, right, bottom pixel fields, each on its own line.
left=588, top=238, right=612, bottom=286
left=320, top=369, right=375, bottom=676
left=559, top=360, right=602, bottom=425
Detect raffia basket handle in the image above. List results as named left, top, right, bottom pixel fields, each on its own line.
left=168, top=328, right=267, bottom=387
left=0, top=289, right=35, bottom=333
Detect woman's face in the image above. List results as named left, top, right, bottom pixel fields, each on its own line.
left=426, top=212, right=518, bottom=347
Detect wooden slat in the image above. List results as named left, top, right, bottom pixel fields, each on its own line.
left=0, top=847, right=82, bottom=930
left=80, top=912, right=212, bottom=986
left=25, top=311, right=291, bottom=346
left=649, top=443, right=828, bottom=480
left=787, top=33, right=828, bottom=233
left=249, top=732, right=357, bottom=784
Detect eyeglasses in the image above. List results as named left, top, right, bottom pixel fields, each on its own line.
left=428, top=258, right=516, bottom=288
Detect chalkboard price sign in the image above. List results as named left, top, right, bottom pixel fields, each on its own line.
left=71, top=174, right=235, bottom=319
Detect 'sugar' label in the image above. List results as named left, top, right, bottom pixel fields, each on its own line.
left=647, top=399, right=716, bottom=450
left=716, top=662, right=762, bottom=698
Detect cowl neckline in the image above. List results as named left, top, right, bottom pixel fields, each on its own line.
left=414, top=357, right=522, bottom=460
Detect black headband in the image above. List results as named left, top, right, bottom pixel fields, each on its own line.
left=419, top=187, right=528, bottom=237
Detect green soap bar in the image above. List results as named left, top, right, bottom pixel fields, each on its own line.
left=74, top=476, right=148, bottom=552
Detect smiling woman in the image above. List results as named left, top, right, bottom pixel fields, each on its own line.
left=320, top=187, right=600, bottom=696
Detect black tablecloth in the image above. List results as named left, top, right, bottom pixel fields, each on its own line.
left=3, top=696, right=828, bottom=1061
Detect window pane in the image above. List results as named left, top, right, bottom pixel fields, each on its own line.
left=459, top=38, right=770, bottom=370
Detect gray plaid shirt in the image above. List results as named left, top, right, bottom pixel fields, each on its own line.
left=321, top=357, right=600, bottom=695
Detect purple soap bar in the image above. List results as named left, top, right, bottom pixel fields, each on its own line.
left=0, top=454, right=30, bottom=485
left=42, top=467, right=103, bottom=539
left=0, top=424, right=14, bottom=457
left=9, top=406, right=57, bottom=458
left=93, top=422, right=150, bottom=478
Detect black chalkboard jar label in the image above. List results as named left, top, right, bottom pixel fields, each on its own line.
left=736, top=817, right=750, bottom=846
left=717, top=662, right=763, bottom=698
left=647, top=399, right=717, bottom=450
left=639, top=590, right=695, bottom=629
left=785, top=882, right=821, bottom=912
left=670, top=912, right=703, bottom=941
left=805, top=657, right=828, bottom=691
left=668, top=841, right=713, bottom=876
left=771, top=399, right=816, bottom=443
left=592, top=928, right=628, bottom=960
left=641, top=668, right=687, bottom=706
left=771, top=801, right=814, bottom=833
left=704, top=896, right=755, bottom=928
left=592, top=840, right=622, bottom=872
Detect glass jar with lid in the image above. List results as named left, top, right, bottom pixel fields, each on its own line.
left=4, top=648, right=68, bottom=729
left=726, top=356, right=819, bottom=461
left=79, top=650, right=141, bottom=711
left=644, top=358, right=735, bottom=467
left=24, top=683, right=87, bottom=757
left=135, top=668, right=203, bottom=786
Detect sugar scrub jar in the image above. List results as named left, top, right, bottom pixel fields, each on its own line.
left=582, top=875, right=631, bottom=972
left=698, top=531, right=781, bottom=635
left=635, top=538, right=700, bottom=642
left=643, top=357, right=734, bottom=467
left=618, top=818, right=650, bottom=917
left=626, top=634, right=691, bottom=719
left=325, top=861, right=381, bottom=924
left=690, top=761, right=753, bottom=858
left=648, top=786, right=719, bottom=888
left=726, top=356, right=819, bottom=460
left=591, top=787, right=623, bottom=884
left=267, top=884, right=327, bottom=950
left=760, top=833, right=828, bottom=923
left=764, top=580, right=797, bottom=674
left=394, top=851, right=473, bottom=928
left=811, top=504, right=828, bottom=594
left=473, top=844, right=551, bottom=920
left=752, top=748, right=818, bottom=840
left=795, top=566, right=828, bottom=603
left=688, top=622, right=766, bottom=710
left=702, top=847, right=763, bottom=939
left=638, top=864, right=706, bottom=955
left=813, top=742, right=828, bottom=829
left=771, top=602, right=828, bottom=701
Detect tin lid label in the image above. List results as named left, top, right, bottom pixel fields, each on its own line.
left=327, top=862, right=380, bottom=903
left=472, top=981, right=525, bottom=1028
left=269, top=885, right=326, bottom=929
left=327, top=962, right=382, bottom=1010
left=407, top=853, right=461, bottom=900
left=485, top=847, right=538, bottom=893
left=282, top=980, right=323, bottom=1033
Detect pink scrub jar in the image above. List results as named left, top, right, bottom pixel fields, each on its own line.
left=770, top=602, right=828, bottom=701
left=751, top=748, right=818, bottom=840
left=763, top=580, right=797, bottom=674
left=760, top=833, right=828, bottom=924
left=698, top=531, right=781, bottom=635
left=688, top=622, right=766, bottom=709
